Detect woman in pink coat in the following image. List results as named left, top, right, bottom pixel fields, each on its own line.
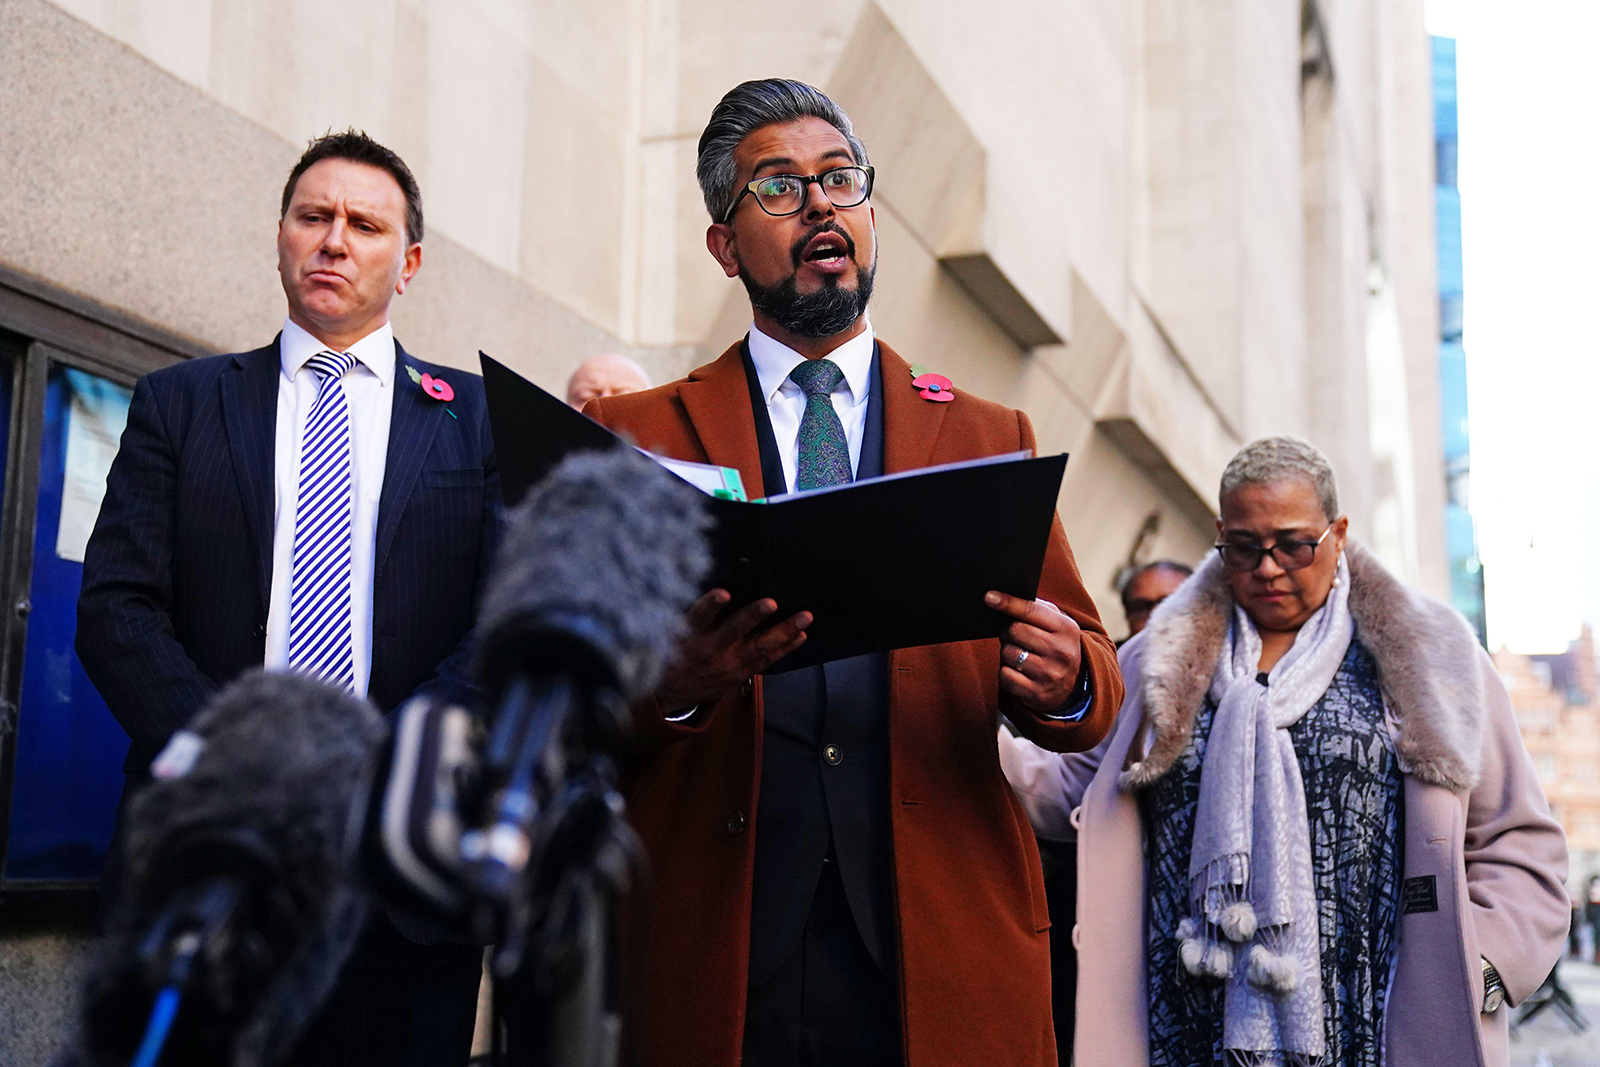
left=1016, top=437, right=1567, bottom=1067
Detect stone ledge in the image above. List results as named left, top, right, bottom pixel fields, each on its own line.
left=828, top=2, right=1067, bottom=350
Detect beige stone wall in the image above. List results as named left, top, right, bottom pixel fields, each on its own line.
left=2, top=0, right=1445, bottom=615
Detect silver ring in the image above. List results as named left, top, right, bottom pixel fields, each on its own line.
left=1015, top=650, right=1030, bottom=668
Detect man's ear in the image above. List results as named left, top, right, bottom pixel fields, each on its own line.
left=706, top=224, right=741, bottom=279
left=396, top=242, right=423, bottom=295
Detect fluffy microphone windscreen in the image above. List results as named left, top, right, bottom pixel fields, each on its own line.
left=476, top=444, right=713, bottom=703
left=87, top=670, right=384, bottom=1067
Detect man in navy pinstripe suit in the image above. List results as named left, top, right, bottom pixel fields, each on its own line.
left=78, top=131, right=496, bottom=1066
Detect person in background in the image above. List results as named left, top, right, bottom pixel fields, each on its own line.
left=1586, top=876, right=1600, bottom=963
left=565, top=352, right=651, bottom=409
left=77, top=130, right=498, bottom=1067
left=1023, top=435, right=1568, bottom=1067
left=1119, top=559, right=1194, bottom=640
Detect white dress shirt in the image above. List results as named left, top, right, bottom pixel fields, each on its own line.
left=263, top=317, right=394, bottom=698
left=746, top=321, right=875, bottom=493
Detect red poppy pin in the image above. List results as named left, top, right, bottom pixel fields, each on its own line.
left=406, top=365, right=458, bottom=417
left=909, top=364, right=955, bottom=403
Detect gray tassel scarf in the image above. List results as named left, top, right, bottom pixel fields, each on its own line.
left=1178, top=553, right=1352, bottom=1065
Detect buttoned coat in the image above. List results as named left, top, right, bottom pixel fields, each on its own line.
left=1010, top=541, right=1569, bottom=1067
left=585, top=338, right=1123, bottom=1067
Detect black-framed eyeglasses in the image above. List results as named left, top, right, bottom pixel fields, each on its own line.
left=1213, top=525, right=1333, bottom=572
left=722, top=165, right=875, bottom=224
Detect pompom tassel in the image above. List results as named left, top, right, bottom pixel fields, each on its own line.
left=1217, top=901, right=1258, bottom=943
left=1202, top=943, right=1233, bottom=979
left=1246, top=944, right=1301, bottom=993
left=1176, top=917, right=1198, bottom=942
left=1179, top=938, right=1206, bottom=975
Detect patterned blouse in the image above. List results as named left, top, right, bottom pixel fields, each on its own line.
left=1139, top=637, right=1404, bottom=1067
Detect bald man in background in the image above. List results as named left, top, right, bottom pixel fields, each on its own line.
left=1118, top=559, right=1193, bottom=640
left=566, top=353, right=651, bottom=409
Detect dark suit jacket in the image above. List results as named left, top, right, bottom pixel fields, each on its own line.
left=586, top=339, right=1123, bottom=1067
left=744, top=342, right=894, bottom=985
left=77, top=336, right=502, bottom=771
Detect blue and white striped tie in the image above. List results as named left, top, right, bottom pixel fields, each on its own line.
left=288, top=350, right=358, bottom=692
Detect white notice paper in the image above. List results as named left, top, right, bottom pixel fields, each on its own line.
left=56, top=369, right=133, bottom=564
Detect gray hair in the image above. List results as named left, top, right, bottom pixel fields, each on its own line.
left=1219, top=436, right=1340, bottom=520
left=696, top=79, right=870, bottom=223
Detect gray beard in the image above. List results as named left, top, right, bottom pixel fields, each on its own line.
left=740, top=262, right=876, bottom=340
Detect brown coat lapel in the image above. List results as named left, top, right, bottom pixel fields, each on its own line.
left=877, top=340, right=952, bottom=474
left=671, top=337, right=949, bottom=487
left=673, top=342, right=767, bottom=499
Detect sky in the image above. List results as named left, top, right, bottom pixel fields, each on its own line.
left=1424, top=0, right=1600, bottom=653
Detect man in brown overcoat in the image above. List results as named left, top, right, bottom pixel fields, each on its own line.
left=586, top=79, right=1122, bottom=1067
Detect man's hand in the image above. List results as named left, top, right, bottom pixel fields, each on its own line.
left=986, top=591, right=1083, bottom=714
left=655, top=589, right=812, bottom=714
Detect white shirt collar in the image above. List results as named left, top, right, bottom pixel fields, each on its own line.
left=747, top=320, right=875, bottom=407
left=279, top=317, right=396, bottom=386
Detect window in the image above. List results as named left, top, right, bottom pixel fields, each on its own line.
left=0, top=265, right=204, bottom=892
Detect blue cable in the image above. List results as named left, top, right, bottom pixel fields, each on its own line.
left=129, top=985, right=183, bottom=1067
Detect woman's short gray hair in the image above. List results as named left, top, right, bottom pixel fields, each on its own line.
left=1219, top=436, right=1341, bottom=520
left=696, top=79, right=870, bottom=223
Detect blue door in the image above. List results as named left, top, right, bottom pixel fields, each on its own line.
left=4, top=363, right=134, bottom=881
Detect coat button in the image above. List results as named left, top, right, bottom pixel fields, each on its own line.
left=254, top=623, right=266, bottom=638
left=741, top=678, right=754, bottom=696
left=726, top=811, right=746, bottom=836
left=822, top=744, right=843, bottom=766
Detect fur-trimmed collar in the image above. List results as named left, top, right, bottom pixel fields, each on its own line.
left=1119, top=540, right=1483, bottom=792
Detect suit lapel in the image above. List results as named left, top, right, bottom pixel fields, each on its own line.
left=219, top=340, right=282, bottom=609
left=878, top=340, right=951, bottom=474
left=375, top=340, right=446, bottom=578
left=677, top=340, right=767, bottom=499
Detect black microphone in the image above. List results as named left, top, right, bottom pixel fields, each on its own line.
left=74, top=670, right=384, bottom=1067
left=475, top=442, right=715, bottom=704
left=364, top=444, right=711, bottom=1065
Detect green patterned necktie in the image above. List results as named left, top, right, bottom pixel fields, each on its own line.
left=788, top=358, right=853, bottom=490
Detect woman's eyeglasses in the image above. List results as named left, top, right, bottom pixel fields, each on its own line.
left=1213, top=525, right=1333, bottom=573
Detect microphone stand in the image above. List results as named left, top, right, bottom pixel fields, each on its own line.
left=465, top=673, right=642, bottom=1067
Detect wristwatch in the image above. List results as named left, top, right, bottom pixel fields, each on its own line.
left=1482, top=957, right=1506, bottom=1014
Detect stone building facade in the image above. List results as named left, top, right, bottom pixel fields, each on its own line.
left=0, top=0, right=1446, bottom=1057
left=1498, top=630, right=1600, bottom=882
left=2, top=0, right=1448, bottom=620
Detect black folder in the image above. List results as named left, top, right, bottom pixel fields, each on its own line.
left=481, top=354, right=1069, bottom=672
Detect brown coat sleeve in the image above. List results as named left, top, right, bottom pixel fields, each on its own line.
left=999, top=410, right=1123, bottom=753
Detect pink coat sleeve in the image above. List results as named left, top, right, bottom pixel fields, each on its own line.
left=999, top=634, right=1147, bottom=841
left=1462, top=648, right=1570, bottom=1005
